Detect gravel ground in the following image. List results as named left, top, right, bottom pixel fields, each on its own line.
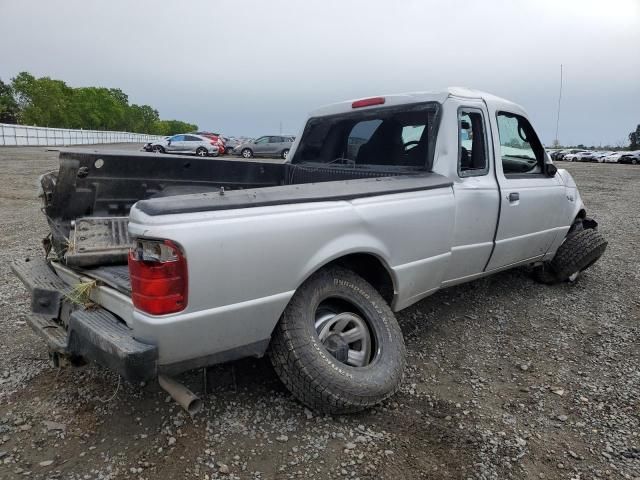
left=0, top=146, right=638, bottom=480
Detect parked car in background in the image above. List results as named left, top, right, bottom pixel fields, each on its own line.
left=553, top=149, right=578, bottom=161
left=144, top=134, right=220, bottom=157
left=563, top=151, right=586, bottom=162
left=593, top=151, right=613, bottom=163
left=195, top=132, right=226, bottom=155
left=603, top=152, right=623, bottom=163
left=618, top=151, right=640, bottom=164
left=577, top=151, right=603, bottom=163
left=222, top=136, right=241, bottom=154
left=233, top=135, right=294, bottom=159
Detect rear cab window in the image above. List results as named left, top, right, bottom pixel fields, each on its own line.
left=496, top=112, right=545, bottom=176
left=458, top=109, right=488, bottom=177
left=291, top=102, right=441, bottom=170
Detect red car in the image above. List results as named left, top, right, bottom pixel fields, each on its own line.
left=196, top=132, right=225, bottom=155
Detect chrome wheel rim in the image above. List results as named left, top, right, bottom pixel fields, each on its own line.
left=314, top=305, right=372, bottom=367
left=242, top=150, right=251, bottom=158
left=196, top=149, right=206, bottom=157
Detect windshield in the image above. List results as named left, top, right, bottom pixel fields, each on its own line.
left=291, top=102, right=441, bottom=169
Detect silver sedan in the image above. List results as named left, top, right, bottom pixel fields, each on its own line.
left=145, top=134, right=219, bottom=157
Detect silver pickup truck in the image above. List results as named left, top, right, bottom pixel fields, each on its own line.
left=12, top=88, right=607, bottom=414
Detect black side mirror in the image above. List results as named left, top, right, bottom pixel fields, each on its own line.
left=545, top=163, right=557, bottom=177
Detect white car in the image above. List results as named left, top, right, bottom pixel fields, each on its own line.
left=603, top=152, right=623, bottom=163
left=564, top=151, right=589, bottom=162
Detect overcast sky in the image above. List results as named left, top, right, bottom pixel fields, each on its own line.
left=1, top=0, right=639, bottom=145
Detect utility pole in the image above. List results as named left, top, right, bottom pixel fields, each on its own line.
left=554, top=64, right=563, bottom=147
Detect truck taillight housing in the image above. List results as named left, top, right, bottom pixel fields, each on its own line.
left=128, top=239, right=187, bottom=315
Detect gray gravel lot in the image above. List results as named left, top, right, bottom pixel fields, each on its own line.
left=0, top=145, right=638, bottom=479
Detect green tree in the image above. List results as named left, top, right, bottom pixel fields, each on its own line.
left=153, top=119, right=198, bottom=136
left=8, top=71, right=197, bottom=134
left=630, top=124, right=640, bottom=150
left=12, top=72, right=73, bottom=127
left=0, top=78, right=19, bottom=123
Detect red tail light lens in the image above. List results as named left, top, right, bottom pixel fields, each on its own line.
left=352, top=97, right=385, bottom=108
left=128, top=239, right=187, bottom=315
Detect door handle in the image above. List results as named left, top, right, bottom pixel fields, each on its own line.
left=508, top=192, right=520, bottom=202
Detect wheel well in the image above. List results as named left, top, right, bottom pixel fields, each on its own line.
left=576, top=209, right=586, bottom=220
left=326, top=253, right=395, bottom=304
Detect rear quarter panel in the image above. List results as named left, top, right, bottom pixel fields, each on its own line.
left=127, top=187, right=455, bottom=365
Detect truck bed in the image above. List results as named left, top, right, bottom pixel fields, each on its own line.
left=42, top=150, right=451, bottom=268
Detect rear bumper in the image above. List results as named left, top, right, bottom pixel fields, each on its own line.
left=11, top=257, right=157, bottom=382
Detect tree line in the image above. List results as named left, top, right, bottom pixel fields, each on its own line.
left=0, top=72, right=197, bottom=136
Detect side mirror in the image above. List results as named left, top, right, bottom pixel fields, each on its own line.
left=545, top=163, right=557, bottom=177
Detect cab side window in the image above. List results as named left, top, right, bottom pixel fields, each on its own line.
left=254, top=137, right=268, bottom=144
left=458, top=110, right=488, bottom=177
left=496, top=112, right=545, bottom=175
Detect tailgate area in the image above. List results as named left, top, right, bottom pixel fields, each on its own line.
left=11, top=257, right=157, bottom=382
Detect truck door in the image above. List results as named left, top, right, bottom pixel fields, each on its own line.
left=442, top=106, right=500, bottom=284
left=485, top=111, right=566, bottom=271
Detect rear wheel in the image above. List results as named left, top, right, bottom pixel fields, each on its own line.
left=632, top=158, right=638, bottom=165
left=152, top=145, right=165, bottom=153
left=242, top=148, right=253, bottom=158
left=195, top=147, right=208, bottom=157
left=268, top=266, right=406, bottom=414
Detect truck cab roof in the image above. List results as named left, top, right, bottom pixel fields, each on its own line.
left=309, top=87, right=525, bottom=118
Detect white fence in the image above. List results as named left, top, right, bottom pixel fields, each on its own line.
left=0, top=123, right=162, bottom=146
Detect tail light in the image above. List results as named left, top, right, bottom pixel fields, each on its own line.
left=128, top=239, right=187, bottom=315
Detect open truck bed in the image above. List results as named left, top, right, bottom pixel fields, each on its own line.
left=42, top=149, right=449, bottom=268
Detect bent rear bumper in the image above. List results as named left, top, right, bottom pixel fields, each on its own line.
left=11, top=257, right=157, bottom=382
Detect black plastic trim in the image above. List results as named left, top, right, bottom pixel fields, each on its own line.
left=136, top=173, right=452, bottom=216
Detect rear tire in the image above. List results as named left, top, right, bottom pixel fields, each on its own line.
left=195, top=147, right=208, bottom=157
left=268, top=266, right=406, bottom=414
left=242, top=148, right=253, bottom=158
left=534, top=228, right=607, bottom=284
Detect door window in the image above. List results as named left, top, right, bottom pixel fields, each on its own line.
left=269, top=136, right=281, bottom=143
left=496, top=113, right=545, bottom=175
left=185, top=135, right=201, bottom=141
left=170, top=135, right=185, bottom=142
left=458, top=110, right=488, bottom=177
left=254, top=137, right=268, bottom=144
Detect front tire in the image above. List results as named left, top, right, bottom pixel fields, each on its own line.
left=241, top=148, right=253, bottom=158
left=268, top=266, right=406, bottom=414
left=152, top=145, right=165, bottom=154
left=534, top=228, right=607, bottom=284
